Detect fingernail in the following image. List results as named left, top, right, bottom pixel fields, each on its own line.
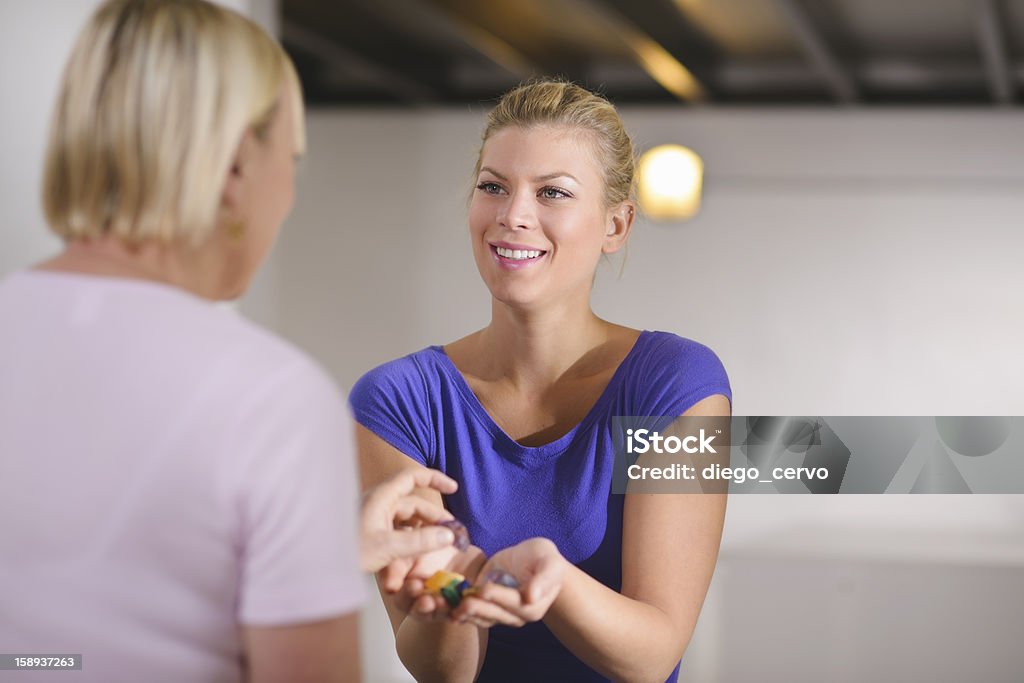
left=436, top=529, right=455, bottom=544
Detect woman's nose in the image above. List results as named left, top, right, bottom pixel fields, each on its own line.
left=498, top=191, right=536, bottom=230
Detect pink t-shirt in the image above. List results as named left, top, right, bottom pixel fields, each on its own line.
left=0, top=270, right=365, bottom=682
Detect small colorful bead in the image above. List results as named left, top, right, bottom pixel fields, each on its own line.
left=437, top=519, right=471, bottom=551
left=481, top=568, right=520, bottom=589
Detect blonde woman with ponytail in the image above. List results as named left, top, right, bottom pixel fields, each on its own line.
left=353, top=80, right=732, bottom=682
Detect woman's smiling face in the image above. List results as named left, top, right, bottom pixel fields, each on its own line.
left=469, top=125, right=618, bottom=309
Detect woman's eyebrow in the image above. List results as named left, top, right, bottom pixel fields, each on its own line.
left=534, top=172, right=579, bottom=184
left=479, top=167, right=579, bottom=184
left=479, top=166, right=507, bottom=180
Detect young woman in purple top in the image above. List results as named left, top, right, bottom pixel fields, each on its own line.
left=351, top=80, right=732, bottom=682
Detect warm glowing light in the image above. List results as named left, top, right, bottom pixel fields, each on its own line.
left=637, top=145, right=704, bottom=221
left=633, top=42, right=706, bottom=102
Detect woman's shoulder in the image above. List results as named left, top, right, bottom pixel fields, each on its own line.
left=349, top=347, right=446, bottom=408
left=623, top=330, right=731, bottom=413
left=6, top=269, right=333, bottom=391
left=348, top=348, right=449, bottom=466
left=636, top=330, right=728, bottom=372
left=163, top=300, right=345, bottom=409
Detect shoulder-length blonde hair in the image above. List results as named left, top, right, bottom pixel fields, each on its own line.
left=43, top=0, right=304, bottom=246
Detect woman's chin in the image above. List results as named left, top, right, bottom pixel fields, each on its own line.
left=486, top=285, right=542, bottom=310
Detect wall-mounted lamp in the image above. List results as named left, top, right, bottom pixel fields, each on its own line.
left=637, top=144, right=704, bottom=221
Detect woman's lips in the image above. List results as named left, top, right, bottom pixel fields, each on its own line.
left=489, top=243, right=547, bottom=269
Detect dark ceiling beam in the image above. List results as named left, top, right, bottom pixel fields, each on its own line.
left=974, top=0, right=1014, bottom=105
left=399, top=0, right=538, bottom=80
left=718, top=59, right=997, bottom=94
left=600, top=0, right=722, bottom=83
left=281, top=20, right=437, bottom=105
left=569, top=0, right=709, bottom=102
left=773, top=0, right=858, bottom=104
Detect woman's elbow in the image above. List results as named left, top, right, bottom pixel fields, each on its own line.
left=396, top=644, right=478, bottom=683
left=618, top=627, right=694, bottom=683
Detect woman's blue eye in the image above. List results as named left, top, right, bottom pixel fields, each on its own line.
left=476, top=182, right=503, bottom=194
left=540, top=187, right=570, bottom=199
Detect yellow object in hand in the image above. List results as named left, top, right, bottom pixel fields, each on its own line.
left=425, top=570, right=472, bottom=607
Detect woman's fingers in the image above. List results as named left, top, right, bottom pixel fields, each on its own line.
left=466, top=583, right=521, bottom=610
left=363, top=468, right=458, bottom=525
left=375, top=468, right=458, bottom=503
left=409, top=594, right=451, bottom=622
left=360, top=469, right=464, bottom=573
left=381, top=525, right=456, bottom=564
left=412, top=468, right=459, bottom=495
left=380, top=558, right=413, bottom=593
left=413, top=594, right=436, bottom=615
left=451, top=596, right=526, bottom=628
left=392, top=496, right=453, bottom=525
left=524, top=552, right=565, bottom=604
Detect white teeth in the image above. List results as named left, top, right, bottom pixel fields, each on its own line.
left=496, top=247, right=543, bottom=260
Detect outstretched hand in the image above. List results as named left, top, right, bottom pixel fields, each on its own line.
left=360, top=468, right=459, bottom=573
left=449, top=538, right=566, bottom=629
left=385, top=542, right=487, bottom=621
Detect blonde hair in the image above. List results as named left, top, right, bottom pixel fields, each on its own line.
left=43, top=0, right=304, bottom=245
left=475, top=80, right=636, bottom=208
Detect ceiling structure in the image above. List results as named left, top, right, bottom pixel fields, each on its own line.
left=281, top=0, right=1024, bottom=107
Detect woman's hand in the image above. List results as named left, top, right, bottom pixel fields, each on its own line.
left=360, top=468, right=459, bottom=573
left=450, top=538, right=567, bottom=629
left=387, top=543, right=488, bottom=621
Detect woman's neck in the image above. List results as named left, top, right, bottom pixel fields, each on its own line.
left=35, top=236, right=234, bottom=300
left=473, top=297, right=615, bottom=390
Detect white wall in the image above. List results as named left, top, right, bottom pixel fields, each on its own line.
left=279, top=108, right=1024, bottom=681
left=0, top=1, right=95, bottom=276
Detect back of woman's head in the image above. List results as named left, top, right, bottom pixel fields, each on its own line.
left=43, top=0, right=304, bottom=246
left=477, top=80, right=636, bottom=209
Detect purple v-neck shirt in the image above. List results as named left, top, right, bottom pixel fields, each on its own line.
left=350, top=330, right=731, bottom=682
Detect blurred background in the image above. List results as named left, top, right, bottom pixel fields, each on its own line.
left=2, top=1, right=1024, bottom=681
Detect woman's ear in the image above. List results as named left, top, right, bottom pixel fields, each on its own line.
left=220, top=130, right=256, bottom=220
left=602, top=201, right=635, bottom=254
